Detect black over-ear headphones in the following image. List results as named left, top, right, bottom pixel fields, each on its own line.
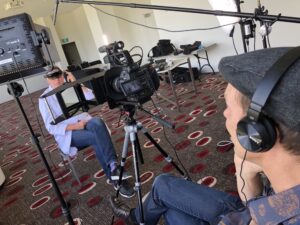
left=237, top=46, right=300, bottom=152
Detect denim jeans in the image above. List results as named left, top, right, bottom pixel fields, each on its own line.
left=71, top=117, right=117, bottom=178
left=134, top=174, right=244, bottom=225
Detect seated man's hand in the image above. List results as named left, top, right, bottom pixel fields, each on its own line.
left=77, top=120, right=88, bottom=130
left=65, top=71, right=76, bottom=82
left=66, top=120, right=89, bottom=131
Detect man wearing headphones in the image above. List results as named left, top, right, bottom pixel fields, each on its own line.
left=109, top=47, right=300, bottom=224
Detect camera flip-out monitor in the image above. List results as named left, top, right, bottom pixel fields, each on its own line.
left=121, top=79, right=144, bottom=96
left=0, top=13, right=46, bottom=84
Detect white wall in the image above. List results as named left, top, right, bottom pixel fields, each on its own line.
left=82, top=4, right=105, bottom=59
left=96, top=5, right=122, bottom=45
left=93, top=0, right=160, bottom=64
left=113, top=0, right=160, bottom=64
left=55, top=6, right=101, bottom=63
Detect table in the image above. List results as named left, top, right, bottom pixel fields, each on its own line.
left=155, top=56, right=197, bottom=112
left=191, top=43, right=217, bottom=74
left=152, top=43, right=216, bottom=111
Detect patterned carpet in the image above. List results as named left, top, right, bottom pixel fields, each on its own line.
left=0, top=73, right=237, bottom=225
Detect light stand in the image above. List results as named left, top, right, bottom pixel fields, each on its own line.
left=113, top=104, right=186, bottom=225
left=0, top=13, right=76, bottom=224
left=7, top=82, right=75, bottom=225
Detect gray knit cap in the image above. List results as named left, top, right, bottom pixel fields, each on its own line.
left=219, top=47, right=300, bottom=132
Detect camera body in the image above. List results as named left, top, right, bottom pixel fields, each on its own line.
left=104, top=63, right=159, bottom=109
left=99, top=41, right=160, bottom=109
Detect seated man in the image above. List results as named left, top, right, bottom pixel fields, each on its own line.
left=110, top=47, right=300, bottom=224
left=39, top=66, right=134, bottom=198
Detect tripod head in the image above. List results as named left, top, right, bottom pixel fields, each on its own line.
left=117, top=102, right=175, bottom=129
left=121, top=104, right=137, bottom=125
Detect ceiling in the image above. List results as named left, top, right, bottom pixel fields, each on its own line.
left=0, top=0, right=81, bottom=20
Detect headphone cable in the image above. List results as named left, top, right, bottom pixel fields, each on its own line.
left=239, top=150, right=249, bottom=206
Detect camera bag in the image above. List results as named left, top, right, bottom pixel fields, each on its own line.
left=165, top=67, right=199, bottom=84
left=148, top=39, right=176, bottom=57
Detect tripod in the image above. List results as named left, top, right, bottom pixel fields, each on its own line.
left=112, top=105, right=186, bottom=225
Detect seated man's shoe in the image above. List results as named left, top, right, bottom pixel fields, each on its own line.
left=109, top=196, right=138, bottom=225
left=113, top=179, right=135, bottom=198
left=111, top=166, right=132, bottom=181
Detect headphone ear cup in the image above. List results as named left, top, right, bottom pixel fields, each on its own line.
left=237, top=117, right=261, bottom=152
left=237, top=116, right=276, bottom=152
left=260, top=117, right=277, bottom=150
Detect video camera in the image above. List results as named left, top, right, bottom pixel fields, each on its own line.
left=98, top=41, right=160, bottom=109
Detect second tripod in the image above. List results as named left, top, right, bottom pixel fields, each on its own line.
left=113, top=105, right=186, bottom=225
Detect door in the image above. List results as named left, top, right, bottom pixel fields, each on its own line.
left=62, top=42, right=82, bottom=66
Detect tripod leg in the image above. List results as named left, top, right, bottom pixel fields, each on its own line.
left=130, top=131, right=145, bottom=225
left=111, top=129, right=130, bottom=225
left=135, top=133, right=144, bottom=165
left=115, top=129, right=130, bottom=196
left=138, top=123, right=186, bottom=177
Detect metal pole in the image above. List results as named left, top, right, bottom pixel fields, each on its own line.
left=60, top=0, right=300, bottom=24
left=256, top=0, right=268, bottom=48
left=236, top=0, right=248, bottom=53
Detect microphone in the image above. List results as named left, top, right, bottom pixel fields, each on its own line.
left=98, top=45, right=108, bottom=53
left=53, top=0, right=60, bottom=25
left=243, top=19, right=255, bottom=39
left=259, top=24, right=272, bottom=37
